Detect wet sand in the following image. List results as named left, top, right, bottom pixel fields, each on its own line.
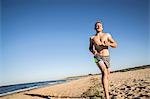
left=1, top=67, right=150, bottom=99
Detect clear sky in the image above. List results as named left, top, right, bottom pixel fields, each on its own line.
left=1, top=0, right=149, bottom=86
left=148, top=1, right=150, bottom=64
left=0, top=0, right=2, bottom=85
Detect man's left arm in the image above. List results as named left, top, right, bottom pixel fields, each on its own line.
left=107, top=33, right=117, bottom=48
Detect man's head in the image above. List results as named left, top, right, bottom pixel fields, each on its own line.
left=95, top=21, right=103, bottom=32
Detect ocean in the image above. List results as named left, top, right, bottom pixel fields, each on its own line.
left=0, top=79, right=66, bottom=96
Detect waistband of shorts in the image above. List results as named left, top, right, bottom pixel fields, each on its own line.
left=94, top=54, right=110, bottom=57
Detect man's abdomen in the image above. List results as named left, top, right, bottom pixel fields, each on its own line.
left=97, top=49, right=109, bottom=56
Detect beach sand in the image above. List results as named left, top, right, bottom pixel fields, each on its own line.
left=0, top=67, right=150, bottom=99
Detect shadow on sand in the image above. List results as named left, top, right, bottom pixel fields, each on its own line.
left=25, top=93, right=103, bottom=99
left=25, top=93, right=102, bottom=99
left=25, top=93, right=50, bottom=99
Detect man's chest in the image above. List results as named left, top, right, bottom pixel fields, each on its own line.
left=93, top=35, right=108, bottom=43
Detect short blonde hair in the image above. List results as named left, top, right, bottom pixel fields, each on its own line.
left=94, top=21, right=102, bottom=30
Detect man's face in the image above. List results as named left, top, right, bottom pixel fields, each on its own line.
left=95, top=23, right=103, bottom=32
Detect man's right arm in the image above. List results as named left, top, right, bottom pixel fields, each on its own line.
left=89, top=37, right=96, bottom=55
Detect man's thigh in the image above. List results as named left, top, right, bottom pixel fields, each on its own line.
left=96, top=60, right=108, bottom=73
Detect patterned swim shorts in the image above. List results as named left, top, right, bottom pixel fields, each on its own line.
left=94, top=55, right=110, bottom=68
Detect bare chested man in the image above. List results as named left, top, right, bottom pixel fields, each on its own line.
left=89, top=21, right=117, bottom=99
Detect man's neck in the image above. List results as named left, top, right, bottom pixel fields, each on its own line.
left=96, top=31, right=102, bottom=35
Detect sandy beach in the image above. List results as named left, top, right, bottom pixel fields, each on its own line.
left=1, top=66, right=150, bottom=99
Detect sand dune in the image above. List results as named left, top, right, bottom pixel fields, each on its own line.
left=1, top=67, right=150, bottom=99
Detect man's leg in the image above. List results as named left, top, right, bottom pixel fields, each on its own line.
left=96, top=61, right=109, bottom=99
left=107, top=68, right=110, bottom=95
left=107, top=68, right=110, bottom=80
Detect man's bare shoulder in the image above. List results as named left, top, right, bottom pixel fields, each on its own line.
left=104, top=32, right=112, bottom=37
left=90, top=35, right=95, bottom=40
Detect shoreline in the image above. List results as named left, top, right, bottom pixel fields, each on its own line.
left=0, top=79, right=67, bottom=97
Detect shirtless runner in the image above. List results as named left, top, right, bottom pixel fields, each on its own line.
left=89, top=21, right=117, bottom=99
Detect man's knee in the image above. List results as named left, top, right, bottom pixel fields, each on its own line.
left=107, top=69, right=110, bottom=75
left=102, top=69, right=108, bottom=76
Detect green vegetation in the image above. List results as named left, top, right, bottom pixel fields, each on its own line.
left=111, top=65, right=150, bottom=73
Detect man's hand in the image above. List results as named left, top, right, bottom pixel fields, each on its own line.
left=93, top=50, right=98, bottom=55
left=101, top=39, right=110, bottom=46
left=104, top=40, right=110, bottom=46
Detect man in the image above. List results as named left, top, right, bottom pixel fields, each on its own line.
left=89, top=21, right=117, bottom=99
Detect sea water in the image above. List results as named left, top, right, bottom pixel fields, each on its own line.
left=0, top=80, right=66, bottom=96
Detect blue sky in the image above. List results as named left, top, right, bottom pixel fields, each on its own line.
left=148, top=1, right=150, bottom=60
left=1, top=0, right=149, bottom=86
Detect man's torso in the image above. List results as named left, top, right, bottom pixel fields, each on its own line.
left=91, top=33, right=110, bottom=56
